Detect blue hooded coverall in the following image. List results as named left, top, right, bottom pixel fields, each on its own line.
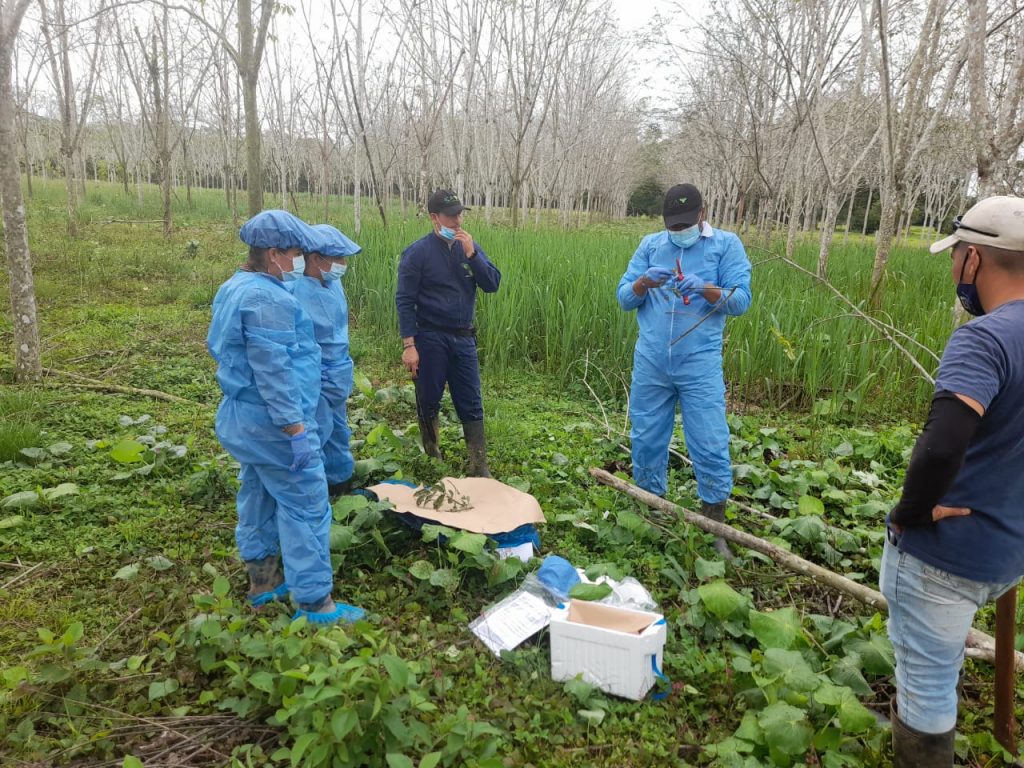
left=290, top=224, right=362, bottom=486
left=208, top=269, right=333, bottom=606
left=616, top=225, right=752, bottom=501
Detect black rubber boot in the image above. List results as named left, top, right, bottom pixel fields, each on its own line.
left=328, top=480, right=354, bottom=498
left=419, top=415, right=442, bottom=460
left=462, top=420, right=491, bottom=478
left=701, top=501, right=736, bottom=560
left=890, top=699, right=955, bottom=768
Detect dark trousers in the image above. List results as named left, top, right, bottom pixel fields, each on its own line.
left=415, top=330, right=483, bottom=423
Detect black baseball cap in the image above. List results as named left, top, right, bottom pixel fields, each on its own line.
left=427, top=189, right=470, bottom=216
left=663, top=183, right=703, bottom=228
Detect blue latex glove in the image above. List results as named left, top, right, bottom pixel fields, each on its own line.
left=643, top=267, right=674, bottom=287
left=289, top=432, right=314, bottom=472
left=675, top=273, right=707, bottom=297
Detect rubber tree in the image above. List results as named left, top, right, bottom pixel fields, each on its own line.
left=0, top=0, right=40, bottom=382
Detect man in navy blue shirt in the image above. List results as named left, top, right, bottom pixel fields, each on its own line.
left=396, top=189, right=501, bottom=476
left=880, top=196, right=1024, bottom=767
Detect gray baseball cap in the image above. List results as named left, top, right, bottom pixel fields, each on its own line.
left=930, top=196, right=1024, bottom=254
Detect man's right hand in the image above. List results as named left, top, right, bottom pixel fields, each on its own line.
left=402, top=344, right=419, bottom=376
left=642, top=267, right=674, bottom=288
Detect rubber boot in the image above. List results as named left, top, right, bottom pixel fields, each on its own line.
left=462, top=420, right=492, bottom=478
left=890, top=699, right=955, bottom=768
left=419, top=415, right=442, bottom=460
left=245, top=554, right=287, bottom=607
left=701, top=501, right=736, bottom=561
left=328, top=479, right=353, bottom=498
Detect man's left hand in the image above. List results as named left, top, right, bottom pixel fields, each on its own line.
left=455, top=229, right=475, bottom=258
left=675, top=273, right=706, bottom=297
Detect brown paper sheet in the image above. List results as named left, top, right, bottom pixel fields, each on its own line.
left=368, top=477, right=545, bottom=534
left=567, top=599, right=656, bottom=635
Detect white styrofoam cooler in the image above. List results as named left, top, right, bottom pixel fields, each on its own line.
left=549, top=600, right=667, bottom=700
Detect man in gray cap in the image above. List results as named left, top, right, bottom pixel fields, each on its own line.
left=880, top=196, right=1024, bottom=767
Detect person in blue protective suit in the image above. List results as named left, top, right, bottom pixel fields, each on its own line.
left=207, top=209, right=364, bottom=626
left=291, top=223, right=362, bottom=497
left=617, top=183, right=752, bottom=559
left=881, top=196, right=1024, bottom=768
left=396, top=189, right=501, bottom=477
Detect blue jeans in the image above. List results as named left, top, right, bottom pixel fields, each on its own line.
left=880, top=539, right=1017, bottom=733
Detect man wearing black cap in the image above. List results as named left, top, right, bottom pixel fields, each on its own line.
left=881, top=196, right=1024, bottom=767
left=396, top=189, right=501, bottom=476
left=616, top=183, right=752, bottom=558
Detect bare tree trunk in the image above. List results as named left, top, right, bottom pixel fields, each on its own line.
left=871, top=184, right=900, bottom=307
left=817, top=186, right=839, bottom=279
left=0, top=1, right=41, bottom=382
left=241, top=69, right=261, bottom=214
left=861, top=185, right=873, bottom=236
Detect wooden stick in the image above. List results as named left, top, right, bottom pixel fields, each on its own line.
left=589, top=467, right=1024, bottom=669
left=41, top=368, right=200, bottom=406
left=0, top=561, right=46, bottom=591
left=994, top=587, right=1018, bottom=752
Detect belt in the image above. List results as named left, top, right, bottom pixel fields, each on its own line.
left=418, top=321, right=476, bottom=337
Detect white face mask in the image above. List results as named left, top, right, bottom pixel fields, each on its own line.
left=282, top=254, right=305, bottom=282
left=321, top=263, right=347, bottom=282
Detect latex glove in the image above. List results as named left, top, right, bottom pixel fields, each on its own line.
left=642, top=267, right=674, bottom=287
left=289, top=432, right=314, bottom=472
left=675, top=273, right=707, bottom=297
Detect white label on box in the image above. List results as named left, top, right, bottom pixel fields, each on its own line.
left=470, top=590, right=551, bottom=657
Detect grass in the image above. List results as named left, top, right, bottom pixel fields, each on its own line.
left=0, top=389, right=46, bottom=461
left=4, top=178, right=953, bottom=422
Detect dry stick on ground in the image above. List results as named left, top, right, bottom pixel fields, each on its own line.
left=0, top=561, right=46, bottom=591
left=41, top=368, right=200, bottom=405
left=590, top=467, right=1023, bottom=669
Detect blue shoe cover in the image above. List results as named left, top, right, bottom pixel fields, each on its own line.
left=292, top=601, right=365, bottom=625
left=247, top=582, right=289, bottom=607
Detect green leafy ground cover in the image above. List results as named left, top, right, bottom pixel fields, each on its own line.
left=1, top=181, right=1021, bottom=767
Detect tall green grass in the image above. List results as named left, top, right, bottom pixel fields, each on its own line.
left=346, top=222, right=952, bottom=417
left=6, top=178, right=955, bottom=418
left=0, top=389, right=45, bottom=461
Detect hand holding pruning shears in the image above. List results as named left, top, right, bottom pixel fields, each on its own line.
left=675, top=273, right=707, bottom=298
left=642, top=266, right=675, bottom=288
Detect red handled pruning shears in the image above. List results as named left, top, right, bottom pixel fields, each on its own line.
left=676, top=257, right=690, bottom=305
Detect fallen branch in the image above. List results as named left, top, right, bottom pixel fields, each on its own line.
left=0, top=561, right=47, bottom=591
left=589, top=467, right=1024, bottom=669
left=41, top=368, right=200, bottom=406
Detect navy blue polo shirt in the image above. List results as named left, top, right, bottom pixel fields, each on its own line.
left=395, top=232, right=501, bottom=338
left=898, top=300, right=1024, bottom=583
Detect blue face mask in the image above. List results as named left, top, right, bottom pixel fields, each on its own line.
left=321, top=263, right=347, bottom=283
left=956, top=255, right=985, bottom=316
left=668, top=225, right=700, bottom=249
left=282, top=254, right=305, bottom=282
left=438, top=226, right=457, bottom=242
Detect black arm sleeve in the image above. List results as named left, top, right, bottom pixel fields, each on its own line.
left=889, top=391, right=982, bottom=527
